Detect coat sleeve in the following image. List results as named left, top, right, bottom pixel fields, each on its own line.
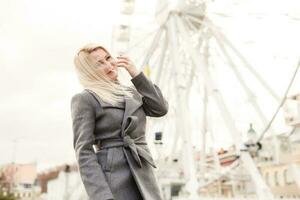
left=131, top=71, right=168, bottom=117
left=70, top=93, right=114, bottom=200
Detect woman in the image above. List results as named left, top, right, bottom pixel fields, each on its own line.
left=70, top=43, right=168, bottom=200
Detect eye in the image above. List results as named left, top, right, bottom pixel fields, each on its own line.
left=106, top=56, right=112, bottom=60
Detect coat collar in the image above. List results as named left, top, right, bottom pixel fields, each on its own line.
left=85, top=89, right=125, bottom=109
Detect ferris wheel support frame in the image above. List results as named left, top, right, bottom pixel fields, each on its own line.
left=186, top=15, right=281, bottom=102
left=140, top=27, right=164, bottom=72
left=201, top=84, right=208, bottom=178
left=202, top=19, right=284, bottom=163
left=154, top=29, right=168, bottom=86
left=185, top=14, right=283, bottom=163
left=212, top=33, right=282, bottom=164
left=168, top=15, right=200, bottom=198
left=159, top=28, right=183, bottom=161
left=183, top=13, right=273, bottom=139
left=198, top=39, right=211, bottom=179
left=175, top=13, right=242, bottom=146
left=183, top=13, right=276, bottom=138
left=213, top=30, right=276, bottom=131
left=174, top=13, right=274, bottom=200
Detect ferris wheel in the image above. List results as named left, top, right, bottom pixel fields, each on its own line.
left=112, top=0, right=300, bottom=199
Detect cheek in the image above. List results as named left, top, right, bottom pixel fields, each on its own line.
left=96, top=68, right=107, bottom=76
left=99, top=66, right=110, bottom=73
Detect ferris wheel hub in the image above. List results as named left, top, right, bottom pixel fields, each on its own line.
left=155, top=0, right=206, bottom=26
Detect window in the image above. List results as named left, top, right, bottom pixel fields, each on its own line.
left=274, top=171, right=279, bottom=186
left=284, top=169, right=294, bottom=185
left=23, top=183, right=32, bottom=189
left=265, top=172, right=269, bottom=185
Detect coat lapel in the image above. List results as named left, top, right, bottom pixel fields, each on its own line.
left=121, top=91, right=143, bottom=137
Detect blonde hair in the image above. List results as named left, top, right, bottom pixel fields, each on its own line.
left=73, top=43, right=134, bottom=106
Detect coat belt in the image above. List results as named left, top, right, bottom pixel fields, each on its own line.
left=95, top=135, right=157, bottom=168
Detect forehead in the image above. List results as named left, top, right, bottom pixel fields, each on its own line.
left=89, top=48, right=109, bottom=60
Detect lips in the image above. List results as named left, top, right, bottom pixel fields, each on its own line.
left=108, top=70, right=115, bottom=74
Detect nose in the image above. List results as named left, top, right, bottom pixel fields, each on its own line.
left=110, top=59, right=117, bottom=67
left=106, top=62, right=114, bottom=73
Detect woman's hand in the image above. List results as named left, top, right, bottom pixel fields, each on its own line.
left=116, top=55, right=140, bottom=78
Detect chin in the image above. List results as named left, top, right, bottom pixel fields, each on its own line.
left=110, top=76, right=118, bottom=82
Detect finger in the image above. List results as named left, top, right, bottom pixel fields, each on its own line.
left=116, top=58, right=129, bottom=63
left=116, top=60, right=129, bottom=65
left=117, top=56, right=130, bottom=61
left=116, top=62, right=128, bottom=68
left=116, top=64, right=125, bottom=68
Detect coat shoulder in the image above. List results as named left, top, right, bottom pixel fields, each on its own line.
left=70, top=90, right=97, bottom=109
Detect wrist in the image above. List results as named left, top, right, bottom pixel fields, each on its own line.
left=128, top=68, right=140, bottom=78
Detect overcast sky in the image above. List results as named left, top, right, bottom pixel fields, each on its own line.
left=0, top=0, right=299, bottom=172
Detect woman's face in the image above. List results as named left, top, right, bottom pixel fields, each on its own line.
left=89, top=48, right=118, bottom=81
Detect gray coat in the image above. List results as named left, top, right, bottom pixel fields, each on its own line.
left=70, top=72, right=168, bottom=200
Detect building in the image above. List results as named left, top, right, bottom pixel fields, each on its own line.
left=0, top=162, right=41, bottom=199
